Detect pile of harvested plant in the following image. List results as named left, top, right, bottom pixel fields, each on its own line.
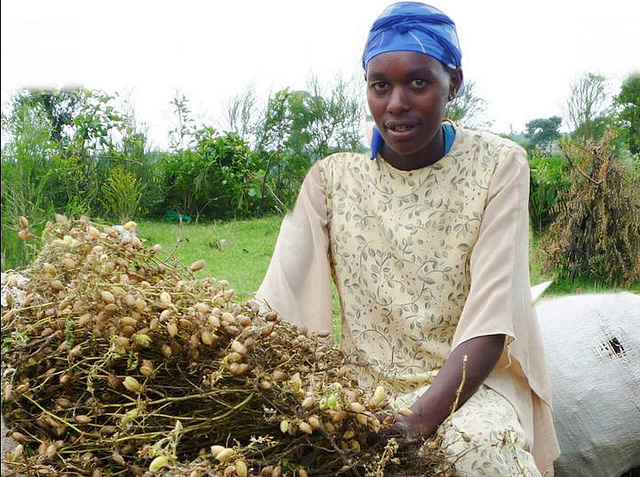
left=1, top=216, right=452, bottom=476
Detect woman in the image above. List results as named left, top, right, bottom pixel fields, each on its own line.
left=257, top=2, right=560, bottom=475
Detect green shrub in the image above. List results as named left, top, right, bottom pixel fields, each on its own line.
left=161, top=129, right=263, bottom=221
left=109, top=130, right=167, bottom=218
left=529, top=154, right=570, bottom=235
left=102, top=165, right=142, bottom=223
left=1, top=96, right=56, bottom=269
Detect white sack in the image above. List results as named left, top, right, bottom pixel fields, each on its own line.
left=536, top=292, right=640, bottom=477
left=1, top=272, right=29, bottom=308
left=1, top=415, right=18, bottom=465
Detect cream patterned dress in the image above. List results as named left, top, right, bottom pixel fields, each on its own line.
left=257, top=126, right=560, bottom=475
left=321, top=131, right=500, bottom=400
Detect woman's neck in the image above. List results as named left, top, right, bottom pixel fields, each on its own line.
left=381, top=128, right=446, bottom=171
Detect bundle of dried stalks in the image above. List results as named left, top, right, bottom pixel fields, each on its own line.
left=1, top=216, right=450, bottom=476
left=543, top=130, right=640, bottom=285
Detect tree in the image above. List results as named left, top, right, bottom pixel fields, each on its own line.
left=26, top=88, right=83, bottom=146
left=168, top=93, right=197, bottom=151
left=7, top=88, right=130, bottom=156
left=227, top=76, right=366, bottom=210
left=563, top=73, right=610, bottom=139
left=235, top=76, right=365, bottom=160
left=524, top=116, right=562, bottom=155
left=614, top=72, right=640, bottom=155
left=445, top=80, right=491, bottom=129
left=225, top=87, right=257, bottom=144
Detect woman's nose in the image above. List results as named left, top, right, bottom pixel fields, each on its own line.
left=386, top=86, right=409, bottom=114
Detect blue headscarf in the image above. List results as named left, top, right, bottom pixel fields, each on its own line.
left=363, top=2, right=463, bottom=159
left=362, top=2, right=462, bottom=71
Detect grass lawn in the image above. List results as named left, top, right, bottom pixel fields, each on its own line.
left=139, top=216, right=638, bottom=301
left=138, top=216, right=283, bottom=301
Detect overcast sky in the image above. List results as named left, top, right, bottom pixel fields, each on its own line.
left=2, top=0, right=639, bottom=149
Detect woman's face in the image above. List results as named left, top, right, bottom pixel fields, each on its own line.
left=366, top=51, right=461, bottom=170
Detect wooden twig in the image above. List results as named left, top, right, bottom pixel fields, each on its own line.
left=451, top=354, right=468, bottom=414
left=563, top=150, right=603, bottom=185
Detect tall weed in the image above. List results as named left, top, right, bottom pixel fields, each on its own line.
left=102, top=165, right=142, bottom=223
left=1, top=99, right=56, bottom=269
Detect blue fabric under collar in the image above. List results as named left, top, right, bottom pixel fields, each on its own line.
left=370, top=123, right=455, bottom=160
left=442, top=122, right=455, bottom=154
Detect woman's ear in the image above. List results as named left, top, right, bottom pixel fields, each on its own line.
left=448, top=68, right=463, bottom=100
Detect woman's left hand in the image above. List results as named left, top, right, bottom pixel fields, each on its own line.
left=383, top=334, right=506, bottom=441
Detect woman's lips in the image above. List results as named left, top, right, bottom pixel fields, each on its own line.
left=384, top=122, right=418, bottom=141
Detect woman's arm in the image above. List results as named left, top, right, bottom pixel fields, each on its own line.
left=394, top=333, right=505, bottom=438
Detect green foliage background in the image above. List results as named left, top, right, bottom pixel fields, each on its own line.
left=2, top=71, right=639, bottom=291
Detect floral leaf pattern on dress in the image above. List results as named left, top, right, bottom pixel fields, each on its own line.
left=320, top=128, right=515, bottom=400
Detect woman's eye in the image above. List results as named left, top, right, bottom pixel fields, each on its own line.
left=371, top=82, right=389, bottom=91
left=411, top=78, right=427, bottom=88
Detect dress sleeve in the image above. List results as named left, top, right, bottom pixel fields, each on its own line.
left=255, top=163, right=335, bottom=335
left=452, top=144, right=530, bottom=349
left=451, top=144, right=559, bottom=474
